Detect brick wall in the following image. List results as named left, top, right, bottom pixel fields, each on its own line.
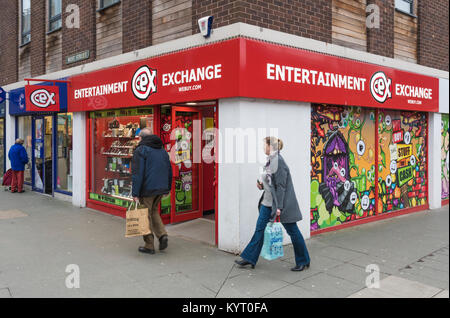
left=418, top=0, right=449, bottom=71
left=0, top=0, right=18, bottom=86
left=30, top=0, right=46, bottom=77
left=122, top=0, right=152, bottom=53
left=192, top=0, right=332, bottom=43
left=62, top=0, right=96, bottom=69
left=366, top=0, right=394, bottom=58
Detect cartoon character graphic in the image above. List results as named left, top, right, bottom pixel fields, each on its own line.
left=311, top=105, right=375, bottom=231
left=319, top=131, right=357, bottom=213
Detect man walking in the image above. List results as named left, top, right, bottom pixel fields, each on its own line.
left=132, top=128, right=172, bottom=254
left=8, top=139, right=29, bottom=193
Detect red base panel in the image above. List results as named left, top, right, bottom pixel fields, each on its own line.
left=87, top=199, right=171, bottom=224
left=311, top=204, right=429, bottom=236
left=442, top=199, right=449, bottom=206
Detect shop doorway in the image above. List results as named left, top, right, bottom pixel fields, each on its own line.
left=160, top=104, right=218, bottom=246
left=169, top=106, right=203, bottom=223
left=32, top=116, right=53, bottom=195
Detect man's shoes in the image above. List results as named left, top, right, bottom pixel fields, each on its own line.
left=291, top=263, right=310, bottom=272
left=11, top=190, right=17, bottom=193
left=234, top=259, right=255, bottom=269
left=138, top=247, right=155, bottom=254
left=18, top=190, right=25, bottom=193
left=159, top=235, right=168, bottom=251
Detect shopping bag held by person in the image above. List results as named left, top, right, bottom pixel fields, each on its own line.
left=260, top=216, right=284, bottom=260
left=125, top=201, right=151, bottom=238
left=2, top=169, right=12, bottom=187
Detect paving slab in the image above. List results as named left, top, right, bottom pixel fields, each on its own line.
left=349, top=275, right=444, bottom=298
left=216, top=271, right=290, bottom=298
left=294, top=272, right=362, bottom=298
left=432, top=290, right=449, bottom=298
left=325, top=263, right=389, bottom=286
left=396, top=271, right=450, bottom=290
left=262, top=284, right=320, bottom=298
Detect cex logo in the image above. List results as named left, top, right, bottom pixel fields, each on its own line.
left=132, top=65, right=157, bottom=100
left=370, top=71, right=392, bottom=103
left=30, top=89, right=56, bottom=108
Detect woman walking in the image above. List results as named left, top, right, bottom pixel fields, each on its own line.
left=235, top=137, right=310, bottom=271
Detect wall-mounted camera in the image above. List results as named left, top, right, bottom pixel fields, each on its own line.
left=198, top=16, right=214, bottom=38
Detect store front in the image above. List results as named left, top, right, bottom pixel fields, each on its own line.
left=63, top=36, right=441, bottom=251
left=8, top=81, right=73, bottom=197
left=85, top=103, right=217, bottom=227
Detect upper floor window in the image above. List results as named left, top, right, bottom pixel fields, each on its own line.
left=21, top=0, right=31, bottom=45
left=395, top=0, right=414, bottom=16
left=99, top=0, right=120, bottom=10
left=49, top=0, right=62, bottom=32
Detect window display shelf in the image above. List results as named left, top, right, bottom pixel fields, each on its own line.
left=110, top=146, right=135, bottom=149
left=103, top=136, right=140, bottom=139
left=100, top=192, right=133, bottom=201
left=104, top=169, right=131, bottom=174
left=101, top=152, right=133, bottom=158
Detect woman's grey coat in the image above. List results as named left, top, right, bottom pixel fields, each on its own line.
left=258, top=154, right=302, bottom=223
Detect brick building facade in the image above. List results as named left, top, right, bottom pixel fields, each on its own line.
left=0, top=0, right=448, bottom=86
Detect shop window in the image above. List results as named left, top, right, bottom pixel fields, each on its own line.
left=98, top=0, right=120, bottom=10
left=441, top=114, right=449, bottom=201
left=89, top=107, right=154, bottom=207
left=311, top=105, right=429, bottom=232
left=48, top=0, right=62, bottom=32
left=21, top=0, right=31, bottom=45
left=311, top=105, right=376, bottom=231
left=395, top=0, right=414, bottom=16
left=56, top=113, right=73, bottom=193
left=0, top=118, right=4, bottom=179
left=17, top=116, right=32, bottom=184
left=378, top=111, right=427, bottom=212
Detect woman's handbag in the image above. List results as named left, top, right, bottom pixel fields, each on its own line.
left=260, top=217, right=284, bottom=260
left=125, top=201, right=151, bottom=238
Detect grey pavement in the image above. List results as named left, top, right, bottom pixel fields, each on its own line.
left=0, top=189, right=448, bottom=298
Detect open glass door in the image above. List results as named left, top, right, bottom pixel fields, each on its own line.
left=169, top=106, right=203, bottom=223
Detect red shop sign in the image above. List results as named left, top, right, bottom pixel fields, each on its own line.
left=25, top=85, right=60, bottom=112
left=68, top=39, right=240, bottom=112
left=241, top=39, right=439, bottom=112
left=68, top=38, right=439, bottom=112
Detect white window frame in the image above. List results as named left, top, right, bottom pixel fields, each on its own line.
left=48, top=0, right=62, bottom=33
left=395, top=0, right=416, bottom=17
left=20, top=0, right=31, bottom=45
left=98, top=0, right=121, bottom=11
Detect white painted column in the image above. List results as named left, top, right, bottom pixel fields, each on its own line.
left=217, top=99, right=242, bottom=254
left=428, top=112, right=442, bottom=210
left=218, top=98, right=311, bottom=253
left=5, top=95, right=16, bottom=170
left=72, top=112, right=87, bottom=208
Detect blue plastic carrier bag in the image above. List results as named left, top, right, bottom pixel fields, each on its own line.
left=260, top=220, right=284, bottom=260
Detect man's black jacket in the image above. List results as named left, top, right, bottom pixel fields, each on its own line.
left=131, top=135, right=172, bottom=198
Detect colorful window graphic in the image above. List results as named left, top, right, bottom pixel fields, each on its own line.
left=378, top=111, right=428, bottom=212
left=311, top=105, right=428, bottom=231
left=442, top=114, right=449, bottom=201
left=311, top=105, right=376, bottom=231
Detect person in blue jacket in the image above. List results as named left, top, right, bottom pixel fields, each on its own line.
left=8, top=138, right=29, bottom=193
left=132, top=128, right=172, bottom=254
